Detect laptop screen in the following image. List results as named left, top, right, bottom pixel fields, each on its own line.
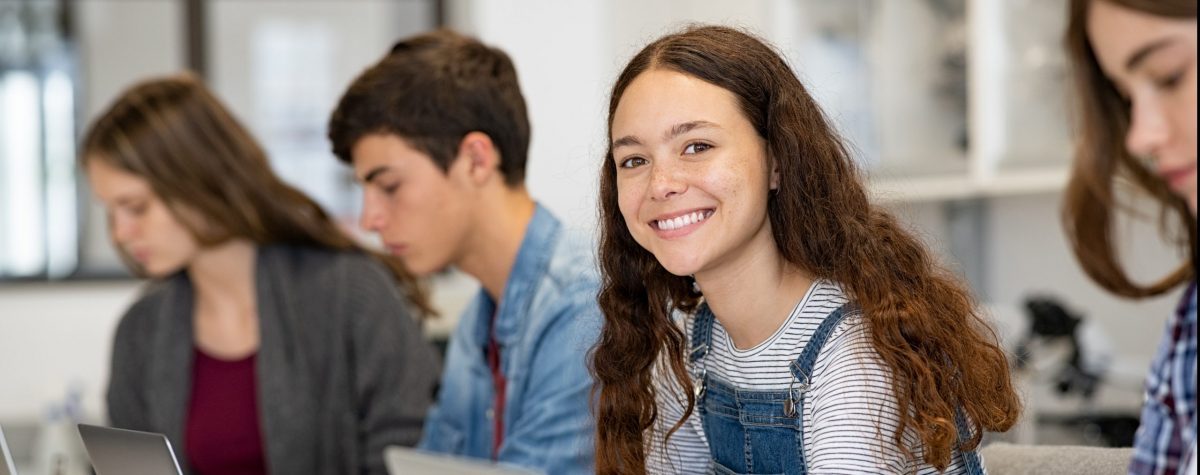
left=77, top=424, right=183, bottom=475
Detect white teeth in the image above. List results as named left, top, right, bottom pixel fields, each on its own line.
left=657, top=210, right=712, bottom=231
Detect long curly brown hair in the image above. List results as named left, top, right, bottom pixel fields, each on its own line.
left=591, top=25, right=1020, bottom=473
left=1062, top=0, right=1197, bottom=298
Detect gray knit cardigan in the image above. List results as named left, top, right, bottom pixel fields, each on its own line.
left=106, top=245, right=441, bottom=475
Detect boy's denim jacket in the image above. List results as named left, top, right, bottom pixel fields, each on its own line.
left=419, top=204, right=601, bottom=474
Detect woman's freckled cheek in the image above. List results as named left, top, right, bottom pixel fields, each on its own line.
left=715, top=159, right=757, bottom=197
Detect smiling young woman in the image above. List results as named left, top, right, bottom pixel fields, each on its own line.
left=591, top=25, right=1020, bottom=475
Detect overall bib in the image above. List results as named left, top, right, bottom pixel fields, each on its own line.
left=689, top=303, right=986, bottom=475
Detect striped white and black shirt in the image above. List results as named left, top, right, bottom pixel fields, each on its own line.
left=646, top=280, right=977, bottom=474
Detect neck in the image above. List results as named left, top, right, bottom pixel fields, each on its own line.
left=456, top=186, right=537, bottom=302
left=694, top=226, right=813, bottom=349
left=188, top=239, right=258, bottom=319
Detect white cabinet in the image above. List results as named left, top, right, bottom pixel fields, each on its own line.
left=51, top=0, right=436, bottom=277
left=207, top=0, right=435, bottom=223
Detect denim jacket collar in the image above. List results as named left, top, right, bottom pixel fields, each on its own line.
left=475, top=203, right=561, bottom=346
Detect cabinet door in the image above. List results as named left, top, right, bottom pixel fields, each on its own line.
left=52, top=0, right=436, bottom=279
left=207, top=0, right=436, bottom=229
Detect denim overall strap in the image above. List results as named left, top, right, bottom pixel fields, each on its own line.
left=689, top=303, right=717, bottom=399
left=954, top=406, right=986, bottom=475
left=786, top=303, right=856, bottom=475
left=690, top=302, right=716, bottom=364
left=788, top=304, right=857, bottom=389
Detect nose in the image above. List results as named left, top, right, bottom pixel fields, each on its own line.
left=1125, top=95, right=1169, bottom=165
left=649, top=161, right=687, bottom=201
left=358, top=191, right=387, bottom=232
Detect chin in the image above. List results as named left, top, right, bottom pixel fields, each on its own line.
left=652, top=251, right=705, bottom=277
left=143, top=262, right=185, bottom=278
left=404, top=255, right=448, bottom=278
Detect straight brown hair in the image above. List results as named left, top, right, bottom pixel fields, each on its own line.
left=81, top=73, right=433, bottom=316
left=592, top=25, right=1019, bottom=473
left=1063, top=0, right=1197, bottom=298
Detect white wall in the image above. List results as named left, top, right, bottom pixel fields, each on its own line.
left=0, top=281, right=139, bottom=422
left=448, top=0, right=609, bottom=234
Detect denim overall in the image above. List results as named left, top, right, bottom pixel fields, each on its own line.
left=689, top=302, right=986, bottom=475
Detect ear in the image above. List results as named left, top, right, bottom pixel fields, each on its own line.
left=455, top=131, right=501, bottom=186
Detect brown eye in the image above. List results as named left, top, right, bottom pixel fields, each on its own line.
left=683, top=142, right=713, bottom=155
left=619, top=157, right=648, bottom=169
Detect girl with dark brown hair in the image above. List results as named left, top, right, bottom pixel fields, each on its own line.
left=1062, top=1, right=1196, bottom=472
left=591, top=26, right=1020, bottom=474
left=81, top=74, right=439, bottom=475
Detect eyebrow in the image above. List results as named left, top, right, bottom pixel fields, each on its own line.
left=1125, top=37, right=1177, bottom=72
left=360, top=165, right=390, bottom=184
left=611, top=120, right=720, bottom=150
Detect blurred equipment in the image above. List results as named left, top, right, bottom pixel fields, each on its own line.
left=1014, top=295, right=1139, bottom=447
left=31, top=386, right=89, bottom=475
left=1015, top=296, right=1102, bottom=398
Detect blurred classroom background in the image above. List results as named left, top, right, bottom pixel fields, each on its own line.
left=0, top=0, right=1189, bottom=472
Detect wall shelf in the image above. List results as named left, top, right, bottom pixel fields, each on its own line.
left=870, top=166, right=1069, bottom=204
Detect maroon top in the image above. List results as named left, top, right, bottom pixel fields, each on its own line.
left=185, top=348, right=268, bottom=475
left=488, top=309, right=506, bottom=460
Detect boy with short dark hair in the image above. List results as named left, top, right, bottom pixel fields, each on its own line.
left=328, top=29, right=599, bottom=474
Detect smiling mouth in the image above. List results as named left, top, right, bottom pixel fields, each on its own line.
left=651, top=209, right=715, bottom=231
left=1162, top=164, right=1196, bottom=187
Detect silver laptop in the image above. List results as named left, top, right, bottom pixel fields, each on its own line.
left=384, top=446, right=541, bottom=475
left=0, top=425, right=17, bottom=475
left=77, top=424, right=183, bottom=475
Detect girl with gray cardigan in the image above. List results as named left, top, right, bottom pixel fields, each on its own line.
left=81, top=74, right=440, bottom=475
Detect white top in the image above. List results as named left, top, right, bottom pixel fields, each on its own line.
left=646, top=280, right=976, bottom=474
